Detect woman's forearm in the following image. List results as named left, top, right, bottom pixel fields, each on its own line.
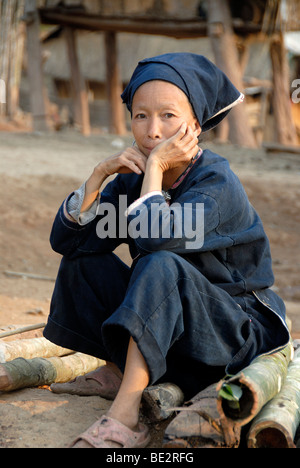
left=81, top=164, right=109, bottom=212
left=140, top=159, right=164, bottom=197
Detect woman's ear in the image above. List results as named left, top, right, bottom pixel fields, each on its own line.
left=194, top=120, right=201, bottom=137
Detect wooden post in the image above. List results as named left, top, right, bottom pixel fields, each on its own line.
left=65, top=26, right=91, bottom=136
left=0, top=0, right=13, bottom=117
left=9, top=6, right=26, bottom=118
left=207, top=0, right=257, bottom=148
left=24, top=0, right=48, bottom=132
left=104, top=31, right=126, bottom=135
left=270, top=32, right=298, bottom=146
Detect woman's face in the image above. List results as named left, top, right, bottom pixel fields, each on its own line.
left=131, top=80, right=201, bottom=157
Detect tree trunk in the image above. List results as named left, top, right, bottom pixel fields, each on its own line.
left=207, top=0, right=257, bottom=147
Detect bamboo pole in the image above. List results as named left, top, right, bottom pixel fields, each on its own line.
left=4, top=270, right=55, bottom=281
left=0, top=337, right=73, bottom=363
left=0, top=353, right=105, bottom=392
left=0, top=323, right=46, bottom=339
left=247, top=346, right=300, bottom=448
left=217, top=342, right=293, bottom=427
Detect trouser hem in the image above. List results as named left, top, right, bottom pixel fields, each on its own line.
left=43, top=316, right=110, bottom=361
left=102, top=305, right=167, bottom=385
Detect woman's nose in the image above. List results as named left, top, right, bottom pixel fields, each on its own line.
left=147, top=118, right=161, bottom=139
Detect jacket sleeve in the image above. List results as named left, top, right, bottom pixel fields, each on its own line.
left=125, top=165, right=263, bottom=255
left=50, top=186, right=125, bottom=259
left=126, top=190, right=220, bottom=254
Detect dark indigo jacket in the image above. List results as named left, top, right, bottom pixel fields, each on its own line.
left=50, top=149, right=290, bottom=350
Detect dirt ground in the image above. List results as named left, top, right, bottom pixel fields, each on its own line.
left=0, top=129, right=299, bottom=448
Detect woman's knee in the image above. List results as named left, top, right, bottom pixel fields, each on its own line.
left=137, top=250, right=181, bottom=268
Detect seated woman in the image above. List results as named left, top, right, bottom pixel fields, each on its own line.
left=44, top=53, right=290, bottom=448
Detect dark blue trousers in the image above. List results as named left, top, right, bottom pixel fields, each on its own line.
left=44, top=251, right=280, bottom=398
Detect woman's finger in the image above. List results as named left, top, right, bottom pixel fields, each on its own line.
left=118, top=148, right=147, bottom=174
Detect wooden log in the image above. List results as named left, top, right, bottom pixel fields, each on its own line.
left=247, top=346, right=300, bottom=448
left=0, top=337, right=73, bottom=363
left=0, top=353, right=105, bottom=392
left=217, top=342, right=293, bottom=427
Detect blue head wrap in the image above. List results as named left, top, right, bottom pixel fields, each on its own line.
left=121, top=53, right=244, bottom=132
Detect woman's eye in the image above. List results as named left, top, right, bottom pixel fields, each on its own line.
left=135, top=113, right=146, bottom=119
left=164, top=113, right=174, bottom=118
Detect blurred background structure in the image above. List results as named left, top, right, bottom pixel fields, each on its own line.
left=0, top=0, right=300, bottom=147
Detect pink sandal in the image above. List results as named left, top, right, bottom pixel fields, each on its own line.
left=50, top=366, right=121, bottom=400
left=71, top=415, right=151, bottom=448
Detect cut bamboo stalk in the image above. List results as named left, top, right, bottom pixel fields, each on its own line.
left=163, top=383, right=241, bottom=448
left=49, top=353, right=105, bottom=384
left=0, top=337, right=73, bottom=363
left=217, top=342, right=293, bottom=426
left=247, top=347, right=300, bottom=448
left=0, top=353, right=105, bottom=392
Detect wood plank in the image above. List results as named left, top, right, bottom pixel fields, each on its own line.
left=38, top=10, right=263, bottom=38
left=263, top=142, right=300, bottom=154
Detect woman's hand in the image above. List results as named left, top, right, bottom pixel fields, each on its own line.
left=139, top=123, right=199, bottom=197
left=148, top=123, right=199, bottom=173
left=81, top=147, right=147, bottom=213
left=96, top=146, right=147, bottom=178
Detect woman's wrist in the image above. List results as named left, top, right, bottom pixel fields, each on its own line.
left=80, top=164, right=109, bottom=212
left=140, top=158, right=163, bottom=197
